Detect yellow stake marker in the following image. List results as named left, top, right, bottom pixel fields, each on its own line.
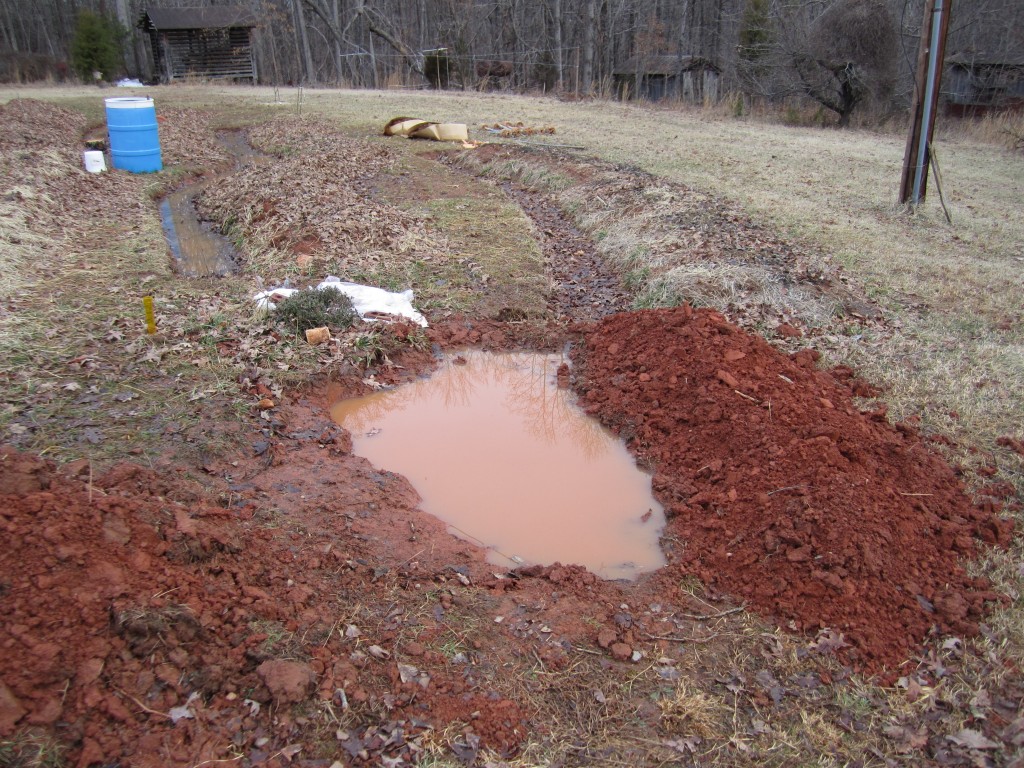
left=143, top=295, right=156, bottom=334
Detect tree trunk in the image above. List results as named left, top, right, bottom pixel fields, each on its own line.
left=581, top=0, right=596, bottom=93
left=113, top=0, right=146, bottom=78
left=418, top=0, right=426, bottom=48
left=633, top=6, right=643, bottom=100
left=552, top=0, right=563, bottom=90
left=508, top=0, right=520, bottom=89
left=353, top=0, right=425, bottom=76
left=603, top=0, right=617, bottom=91
left=369, top=27, right=377, bottom=88
left=294, top=0, right=315, bottom=83
left=330, top=0, right=343, bottom=84
left=677, top=0, right=690, bottom=99
left=1, top=0, right=19, bottom=53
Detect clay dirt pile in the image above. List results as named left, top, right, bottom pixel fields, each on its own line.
left=0, top=446, right=529, bottom=766
left=574, top=305, right=1013, bottom=672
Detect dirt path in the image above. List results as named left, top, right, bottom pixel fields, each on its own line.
left=507, top=182, right=632, bottom=321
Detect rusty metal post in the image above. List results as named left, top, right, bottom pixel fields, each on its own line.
left=899, top=0, right=952, bottom=205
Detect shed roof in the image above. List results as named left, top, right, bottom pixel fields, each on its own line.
left=614, top=55, right=720, bottom=76
left=143, top=6, right=257, bottom=31
left=948, top=49, right=1024, bottom=68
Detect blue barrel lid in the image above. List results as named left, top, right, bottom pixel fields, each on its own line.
left=105, top=97, right=155, bottom=109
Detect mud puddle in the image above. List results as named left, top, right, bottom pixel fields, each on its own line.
left=159, top=187, right=237, bottom=276
left=330, top=350, right=665, bottom=580
left=159, top=131, right=262, bottom=277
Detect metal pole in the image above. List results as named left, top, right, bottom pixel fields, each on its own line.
left=899, top=0, right=952, bottom=205
left=911, top=0, right=944, bottom=202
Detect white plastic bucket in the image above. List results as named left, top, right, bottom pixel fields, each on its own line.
left=83, top=150, right=107, bottom=173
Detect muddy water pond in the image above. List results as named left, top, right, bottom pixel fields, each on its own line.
left=330, top=350, right=665, bottom=580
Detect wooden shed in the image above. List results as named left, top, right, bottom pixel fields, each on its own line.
left=945, top=51, right=1024, bottom=116
left=141, top=7, right=257, bottom=83
left=614, top=55, right=720, bottom=103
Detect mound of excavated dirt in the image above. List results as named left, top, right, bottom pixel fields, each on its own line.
left=0, top=446, right=527, bottom=767
left=574, top=305, right=1013, bottom=673
left=0, top=99, right=86, bottom=151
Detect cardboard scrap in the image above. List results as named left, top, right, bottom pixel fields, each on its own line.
left=305, top=326, right=330, bottom=345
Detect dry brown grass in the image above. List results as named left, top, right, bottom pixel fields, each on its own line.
left=0, top=151, right=66, bottom=297
left=941, top=109, right=1024, bottom=151
left=1, top=84, right=1021, bottom=766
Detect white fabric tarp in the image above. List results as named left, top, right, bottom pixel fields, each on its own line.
left=253, top=277, right=427, bottom=327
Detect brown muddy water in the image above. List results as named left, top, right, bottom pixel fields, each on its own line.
left=159, top=131, right=259, bottom=277
left=159, top=184, right=237, bottom=277
left=330, top=350, right=666, bottom=580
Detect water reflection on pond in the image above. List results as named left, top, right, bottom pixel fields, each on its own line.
left=330, top=350, right=666, bottom=580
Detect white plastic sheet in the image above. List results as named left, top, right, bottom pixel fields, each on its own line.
left=253, top=277, right=427, bottom=327
left=317, top=276, right=427, bottom=327
left=252, top=287, right=298, bottom=311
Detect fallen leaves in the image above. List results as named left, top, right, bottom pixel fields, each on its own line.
left=397, top=662, right=430, bottom=688
left=808, top=628, right=850, bottom=655
left=482, top=122, right=557, bottom=138
left=168, top=691, right=200, bottom=724
left=883, top=723, right=929, bottom=753
left=197, top=118, right=437, bottom=278
left=946, top=728, right=1000, bottom=750
left=367, top=644, right=391, bottom=660
left=335, top=720, right=433, bottom=765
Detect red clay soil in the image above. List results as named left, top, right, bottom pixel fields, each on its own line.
left=0, top=445, right=529, bottom=766
left=0, top=308, right=1017, bottom=766
left=573, top=305, right=1013, bottom=673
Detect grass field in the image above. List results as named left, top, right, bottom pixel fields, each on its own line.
left=1, top=84, right=1021, bottom=766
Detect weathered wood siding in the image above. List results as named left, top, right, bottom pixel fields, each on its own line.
left=151, top=26, right=255, bottom=82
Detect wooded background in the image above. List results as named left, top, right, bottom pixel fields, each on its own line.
left=1, top=1, right=1021, bottom=121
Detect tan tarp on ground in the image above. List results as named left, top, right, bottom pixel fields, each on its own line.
left=383, top=116, right=469, bottom=142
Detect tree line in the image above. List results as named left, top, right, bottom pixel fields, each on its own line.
left=1, top=0, right=1020, bottom=126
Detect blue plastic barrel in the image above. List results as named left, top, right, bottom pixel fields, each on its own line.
left=104, top=96, right=162, bottom=173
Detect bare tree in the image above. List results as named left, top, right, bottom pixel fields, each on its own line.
left=549, top=0, right=564, bottom=90
left=5, top=0, right=986, bottom=119
left=581, top=0, right=596, bottom=92
left=353, top=0, right=425, bottom=77
left=789, top=0, right=897, bottom=125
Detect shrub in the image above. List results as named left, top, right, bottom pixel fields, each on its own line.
left=70, top=10, right=125, bottom=82
left=273, top=288, right=357, bottom=335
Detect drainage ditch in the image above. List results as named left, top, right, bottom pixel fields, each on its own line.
left=158, top=131, right=264, bottom=277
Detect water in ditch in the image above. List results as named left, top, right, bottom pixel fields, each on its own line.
left=159, top=186, right=237, bottom=277
left=330, top=350, right=666, bottom=580
left=158, top=131, right=261, bottom=277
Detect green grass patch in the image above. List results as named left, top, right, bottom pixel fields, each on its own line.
left=0, top=730, right=66, bottom=768
left=273, top=287, right=358, bottom=336
left=422, top=194, right=548, bottom=318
